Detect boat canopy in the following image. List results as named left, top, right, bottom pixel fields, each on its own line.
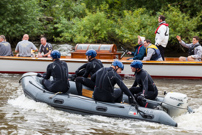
left=71, top=44, right=122, bottom=59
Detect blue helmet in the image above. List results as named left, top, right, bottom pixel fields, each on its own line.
left=86, top=49, right=97, bottom=58
left=112, top=60, right=124, bottom=70
left=51, top=50, right=61, bottom=59
left=130, top=60, right=143, bottom=69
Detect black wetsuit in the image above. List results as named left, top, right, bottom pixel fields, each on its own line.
left=42, top=59, right=70, bottom=93
left=93, top=67, right=134, bottom=103
left=75, top=58, right=103, bottom=95
left=129, top=69, right=158, bottom=100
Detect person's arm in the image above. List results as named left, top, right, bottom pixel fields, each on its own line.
left=15, top=44, right=19, bottom=53
left=83, top=63, right=92, bottom=78
left=114, top=75, right=134, bottom=97
left=140, top=72, right=148, bottom=97
left=44, top=50, right=51, bottom=57
left=179, top=40, right=192, bottom=49
left=44, top=43, right=52, bottom=57
left=143, top=48, right=154, bottom=61
left=43, top=64, right=52, bottom=79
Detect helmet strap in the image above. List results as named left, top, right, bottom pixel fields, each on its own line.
left=135, top=68, right=141, bottom=73
left=88, top=56, right=94, bottom=62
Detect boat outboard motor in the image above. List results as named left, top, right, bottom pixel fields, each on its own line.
left=162, top=92, right=188, bottom=117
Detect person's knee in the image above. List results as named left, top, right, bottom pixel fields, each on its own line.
left=179, top=56, right=186, bottom=61
left=187, top=56, right=194, bottom=61
left=75, top=77, right=84, bottom=83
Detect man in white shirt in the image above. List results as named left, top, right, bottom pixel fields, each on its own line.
left=155, top=15, right=169, bottom=61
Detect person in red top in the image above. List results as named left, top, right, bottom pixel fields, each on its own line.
left=127, top=36, right=146, bottom=60
left=155, top=15, right=169, bottom=60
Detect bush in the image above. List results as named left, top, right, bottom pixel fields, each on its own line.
left=55, top=10, right=114, bottom=43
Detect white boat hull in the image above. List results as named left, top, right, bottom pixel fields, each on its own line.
left=1, top=56, right=202, bottom=79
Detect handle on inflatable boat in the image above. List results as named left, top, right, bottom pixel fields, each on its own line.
left=19, top=73, right=38, bottom=83
left=131, top=103, right=154, bottom=119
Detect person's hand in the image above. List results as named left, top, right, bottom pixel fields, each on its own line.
left=128, top=96, right=137, bottom=104
left=37, top=73, right=43, bottom=77
left=176, top=35, right=181, bottom=42
left=127, top=58, right=133, bottom=60
left=127, top=51, right=132, bottom=55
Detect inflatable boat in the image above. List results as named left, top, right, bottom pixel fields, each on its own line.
left=19, top=72, right=194, bottom=127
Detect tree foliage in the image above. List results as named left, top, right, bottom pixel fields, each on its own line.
left=1, top=0, right=202, bottom=53
left=0, top=0, right=42, bottom=44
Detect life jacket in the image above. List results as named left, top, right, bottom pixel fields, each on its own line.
left=146, top=44, right=161, bottom=60
left=155, top=23, right=169, bottom=36
left=188, top=44, right=200, bottom=55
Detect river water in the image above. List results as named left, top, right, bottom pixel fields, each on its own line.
left=0, top=73, right=202, bottom=135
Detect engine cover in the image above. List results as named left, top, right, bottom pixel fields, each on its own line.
left=162, top=92, right=188, bottom=117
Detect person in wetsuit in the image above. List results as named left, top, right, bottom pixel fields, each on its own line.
left=75, top=49, right=103, bottom=95
left=37, top=50, right=70, bottom=93
left=129, top=60, right=158, bottom=106
left=92, top=60, right=136, bottom=104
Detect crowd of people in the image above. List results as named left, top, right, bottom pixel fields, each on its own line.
left=0, top=15, right=201, bottom=107
left=0, top=34, right=52, bottom=58
left=36, top=48, right=158, bottom=107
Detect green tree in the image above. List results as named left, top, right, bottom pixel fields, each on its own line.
left=0, top=0, right=42, bottom=45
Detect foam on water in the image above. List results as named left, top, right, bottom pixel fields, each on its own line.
left=3, top=74, right=202, bottom=134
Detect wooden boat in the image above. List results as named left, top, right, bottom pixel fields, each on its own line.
left=1, top=44, right=202, bottom=79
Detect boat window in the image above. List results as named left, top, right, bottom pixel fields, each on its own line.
left=76, top=44, right=89, bottom=50
left=88, top=45, right=100, bottom=50
left=100, top=45, right=112, bottom=50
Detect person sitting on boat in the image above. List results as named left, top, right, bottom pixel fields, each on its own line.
left=15, top=34, right=38, bottom=57
left=176, top=35, right=202, bottom=61
left=37, top=50, right=70, bottom=93
left=127, top=36, right=146, bottom=60
left=129, top=60, right=158, bottom=106
left=143, top=39, right=163, bottom=61
left=38, top=37, right=52, bottom=58
left=92, top=60, right=137, bottom=104
left=75, top=49, right=103, bottom=95
left=0, top=35, right=13, bottom=56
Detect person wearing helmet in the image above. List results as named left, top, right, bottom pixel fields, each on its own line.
left=37, top=50, right=70, bottom=93
left=130, top=60, right=158, bottom=106
left=72, top=49, right=103, bottom=95
left=92, top=60, right=136, bottom=104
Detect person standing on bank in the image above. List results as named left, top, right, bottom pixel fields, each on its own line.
left=38, top=37, right=52, bottom=57
left=155, top=15, right=169, bottom=60
left=75, top=49, right=103, bottom=95
left=0, top=35, right=13, bottom=56
left=176, top=35, right=202, bottom=61
left=129, top=60, right=158, bottom=106
left=37, top=50, right=70, bottom=93
left=92, top=60, right=136, bottom=104
left=15, top=34, right=38, bottom=57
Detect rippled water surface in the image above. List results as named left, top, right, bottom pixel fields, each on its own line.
left=0, top=73, right=202, bottom=135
